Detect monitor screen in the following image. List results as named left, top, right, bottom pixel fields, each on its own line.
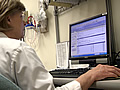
left=69, top=14, right=109, bottom=61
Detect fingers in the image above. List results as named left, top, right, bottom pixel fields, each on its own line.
left=105, top=72, right=118, bottom=78
left=107, top=66, right=120, bottom=77
left=107, top=68, right=120, bottom=76
left=99, top=64, right=120, bottom=76
left=91, top=64, right=120, bottom=81
left=76, top=64, right=120, bottom=90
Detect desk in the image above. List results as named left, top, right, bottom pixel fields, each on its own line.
left=53, top=78, right=120, bottom=90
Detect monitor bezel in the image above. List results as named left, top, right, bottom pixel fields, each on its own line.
left=69, top=13, right=109, bottom=60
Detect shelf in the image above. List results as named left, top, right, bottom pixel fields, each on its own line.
left=49, top=0, right=87, bottom=14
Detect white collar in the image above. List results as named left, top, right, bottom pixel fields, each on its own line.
left=0, top=32, right=8, bottom=38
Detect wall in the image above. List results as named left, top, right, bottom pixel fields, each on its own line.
left=20, top=0, right=56, bottom=70
left=111, top=0, right=120, bottom=53
left=58, top=0, right=106, bottom=42
left=20, top=0, right=106, bottom=70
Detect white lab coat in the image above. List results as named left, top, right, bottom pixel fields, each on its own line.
left=0, top=32, right=81, bottom=90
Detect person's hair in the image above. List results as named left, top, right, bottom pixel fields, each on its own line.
left=0, top=0, right=25, bottom=31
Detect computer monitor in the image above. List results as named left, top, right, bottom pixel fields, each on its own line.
left=69, top=13, right=114, bottom=65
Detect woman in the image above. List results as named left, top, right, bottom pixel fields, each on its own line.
left=0, top=0, right=120, bottom=90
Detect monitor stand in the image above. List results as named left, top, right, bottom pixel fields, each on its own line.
left=70, top=58, right=108, bottom=68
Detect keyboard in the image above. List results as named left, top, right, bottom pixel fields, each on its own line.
left=49, top=68, right=90, bottom=78
left=102, top=76, right=120, bottom=80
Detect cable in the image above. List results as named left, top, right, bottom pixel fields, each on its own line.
left=115, top=51, right=120, bottom=59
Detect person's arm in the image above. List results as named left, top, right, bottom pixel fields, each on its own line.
left=12, top=42, right=120, bottom=90
left=12, top=42, right=81, bottom=90
left=76, top=64, right=120, bottom=90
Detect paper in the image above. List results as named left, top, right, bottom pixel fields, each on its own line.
left=56, top=41, right=69, bottom=69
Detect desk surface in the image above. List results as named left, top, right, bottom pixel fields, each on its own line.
left=54, top=78, right=120, bottom=90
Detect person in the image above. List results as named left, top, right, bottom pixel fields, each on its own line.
left=0, top=0, right=120, bottom=90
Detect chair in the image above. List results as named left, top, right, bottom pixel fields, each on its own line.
left=0, top=74, right=21, bottom=90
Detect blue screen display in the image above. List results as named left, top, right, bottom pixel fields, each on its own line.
left=70, top=15, right=107, bottom=58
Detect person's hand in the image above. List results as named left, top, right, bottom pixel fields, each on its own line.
left=76, top=64, right=120, bottom=90
left=88, top=64, right=120, bottom=80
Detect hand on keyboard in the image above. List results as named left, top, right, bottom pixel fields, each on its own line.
left=75, top=64, right=120, bottom=90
